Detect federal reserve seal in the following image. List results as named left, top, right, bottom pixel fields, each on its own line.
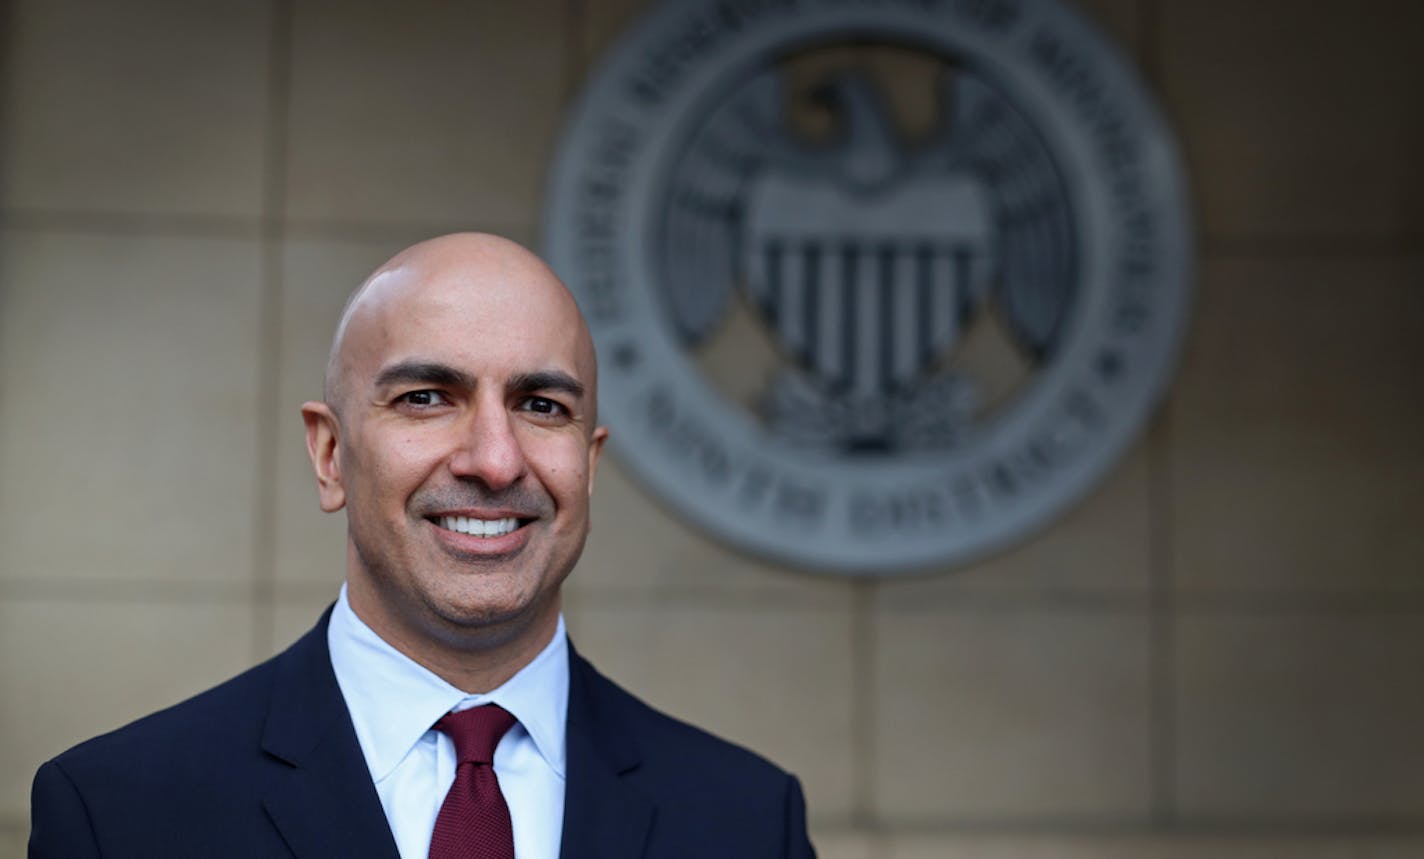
left=543, top=0, right=1193, bottom=575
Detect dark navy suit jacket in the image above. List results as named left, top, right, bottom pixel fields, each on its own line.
left=29, top=611, right=815, bottom=858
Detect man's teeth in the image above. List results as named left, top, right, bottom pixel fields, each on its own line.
left=438, top=516, right=520, bottom=538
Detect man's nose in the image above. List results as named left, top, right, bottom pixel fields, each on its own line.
left=446, top=400, right=528, bottom=490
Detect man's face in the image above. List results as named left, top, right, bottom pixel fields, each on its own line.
left=306, top=242, right=606, bottom=656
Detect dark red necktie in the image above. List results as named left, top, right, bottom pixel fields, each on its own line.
left=428, top=704, right=518, bottom=859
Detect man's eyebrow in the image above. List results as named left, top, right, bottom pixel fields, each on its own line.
left=508, top=370, right=586, bottom=400
left=373, top=360, right=477, bottom=391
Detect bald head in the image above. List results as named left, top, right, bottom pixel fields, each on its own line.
left=324, top=233, right=597, bottom=422
left=301, top=233, right=609, bottom=682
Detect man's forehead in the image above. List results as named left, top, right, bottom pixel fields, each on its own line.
left=351, top=296, right=590, bottom=376
left=324, top=233, right=598, bottom=407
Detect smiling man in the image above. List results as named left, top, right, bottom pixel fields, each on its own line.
left=29, top=234, right=815, bottom=859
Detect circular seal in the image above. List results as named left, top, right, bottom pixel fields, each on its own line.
left=543, top=0, right=1193, bottom=576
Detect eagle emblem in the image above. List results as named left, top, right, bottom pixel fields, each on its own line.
left=656, top=66, right=1077, bottom=454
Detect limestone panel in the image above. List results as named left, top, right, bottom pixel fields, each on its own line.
left=1169, top=257, right=1424, bottom=593
left=811, top=829, right=881, bottom=859
left=572, top=458, right=859, bottom=602
left=577, top=0, right=643, bottom=78
left=569, top=601, right=858, bottom=820
left=0, top=598, right=256, bottom=817
left=0, top=0, right=271, bottom=216
left=872, top=605, right=1151, bottom=821
left=577, top=0, right=1146, bottom=80
left=0, top=823, right=27, bottom=857
left=268, top=591, right=341, bottom=658
left=886, top=834, right=1424, bottom=858
left=1174, top=611, right=1424, bottom=819
left=285, top=0, right=566, bottom=230
left=874, top=441, right=1154, bottom=597
left=1159, top=0, right=1424, bottom=239
left=1073, top=0, right=1146, bottom=59
left=0, top=231, right=263, bottom=585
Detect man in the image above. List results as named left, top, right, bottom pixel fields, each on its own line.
left=29, top=233, right=815, bottom=858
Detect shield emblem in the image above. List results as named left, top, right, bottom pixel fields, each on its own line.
left=743, top=170, right=995, bottom=398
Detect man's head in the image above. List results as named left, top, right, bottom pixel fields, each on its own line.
left=302, top=233, right=607, bottom=677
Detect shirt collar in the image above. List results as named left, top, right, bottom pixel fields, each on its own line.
left=327, top=584, right=569, bottom=783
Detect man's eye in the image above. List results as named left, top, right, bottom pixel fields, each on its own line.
left=398, top=390, right=448, bottom=408
left=523, top=396, right=566, bottom=416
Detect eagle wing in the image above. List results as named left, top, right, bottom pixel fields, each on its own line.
left=935, top=73, right=1077, bottom=361
left=656, top=69, right=795, bottom=346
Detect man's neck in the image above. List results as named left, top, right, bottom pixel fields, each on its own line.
left=345, top=582, right=561, bottom=694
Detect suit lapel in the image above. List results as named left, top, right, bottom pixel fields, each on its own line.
left=254, top=616, right=655, bottom=858
left=560, top=646, right=655, bottom=859
left=260, top=610, right=400, bottom=859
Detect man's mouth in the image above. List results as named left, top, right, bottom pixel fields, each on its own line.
left=433, top=515, right=525, bottom=538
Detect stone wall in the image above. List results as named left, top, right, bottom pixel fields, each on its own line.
left=2, top=1, right=1421, bottom=855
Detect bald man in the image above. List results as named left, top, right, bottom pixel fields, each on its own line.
left=29, top=234, right=815, bottom=859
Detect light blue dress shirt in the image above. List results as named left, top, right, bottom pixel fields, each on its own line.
left=327, top=585, right=568, bottom=859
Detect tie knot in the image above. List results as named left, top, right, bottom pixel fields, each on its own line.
left=434, top=704, right=517, bottom=765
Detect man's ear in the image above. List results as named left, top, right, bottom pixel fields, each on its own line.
left=586, top=425, right=609, bottom=498
left=301, top=401, right=346, bottom=512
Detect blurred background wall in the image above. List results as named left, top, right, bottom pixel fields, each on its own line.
left=1, top=0, right=1422, bottom=856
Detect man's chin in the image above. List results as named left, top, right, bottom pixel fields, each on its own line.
left=424, top=591, right=551, bottom=650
